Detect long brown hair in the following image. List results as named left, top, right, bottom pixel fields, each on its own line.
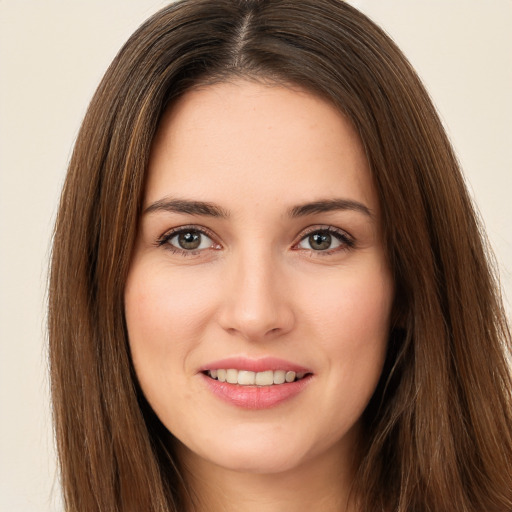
left=49, top=1, right=512, bottom=510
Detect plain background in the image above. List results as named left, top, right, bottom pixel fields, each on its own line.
left=1, top=1, right=510, bottom=510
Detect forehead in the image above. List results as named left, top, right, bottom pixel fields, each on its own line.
left=146, top=80, right=377, bottom=217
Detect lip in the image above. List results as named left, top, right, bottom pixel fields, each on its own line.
left=199, top=357, right=313, bottom=410
left=201, top=373, right=312, bottom=409
left=199, top=356, right=311, bottom=374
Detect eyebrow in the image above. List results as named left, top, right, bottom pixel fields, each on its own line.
left=144, top=197, right=372, bottom=219
left=144, top=198, right=229, bottom=218
left=288, top=199, right=373, bottom=218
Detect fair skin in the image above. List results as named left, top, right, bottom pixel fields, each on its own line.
left=124, top=80, right=394, bottom=512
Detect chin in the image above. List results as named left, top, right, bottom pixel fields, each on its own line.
left=176, top=426, right=314, bottom=476
left=206, top=447, right=306, bottom=475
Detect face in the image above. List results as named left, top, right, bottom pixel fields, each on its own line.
left=124, top=80, right=393, bottom=477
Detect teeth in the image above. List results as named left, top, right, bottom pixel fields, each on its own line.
left=207, top=369, right=308, bottom=386
left=237, top=370, right=255, bottom=385
left=273, top=370, right=286, bottom=384
left=255, top=370, right=274, bottom=386
left=285, top=371, right=296, bottom=383
left=226, top=369, right=238, bottom=384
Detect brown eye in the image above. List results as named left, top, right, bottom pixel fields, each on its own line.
left=168, top=230, right=213, bottom=251
left=297, top=228, right=351, bottom=252
left=308, top=232, right=332, bottom=251
left=177, top=231, right=201, bottom=250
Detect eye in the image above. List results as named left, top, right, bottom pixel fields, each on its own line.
left=170, top=230, right=211, bottom=250
left=296, top=227, right=353, bottom=253
left=157, top=227, right=220, bottom=254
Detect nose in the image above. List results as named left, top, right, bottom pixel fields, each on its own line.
left=217, top=249, right=295, bottom=342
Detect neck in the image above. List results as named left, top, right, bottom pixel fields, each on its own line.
left=176, top=438, right=361, bottom=512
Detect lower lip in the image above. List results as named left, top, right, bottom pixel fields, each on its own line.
left=201, top=373, right=312, bottom=409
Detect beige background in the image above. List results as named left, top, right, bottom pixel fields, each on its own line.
left=1, top=1, right=510, bottom=510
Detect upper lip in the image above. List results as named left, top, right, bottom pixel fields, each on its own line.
left=199, top=356, right=311, bottom=374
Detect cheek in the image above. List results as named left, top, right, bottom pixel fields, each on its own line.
left=302, top=261, right=393, bottom=341
left=124, top=262, right=221, bottom=425
left=125, top=262, right=214, bottom=341
left=300, top=262, right=393, bottom=396
left=123, top=262, right=220, bottom=388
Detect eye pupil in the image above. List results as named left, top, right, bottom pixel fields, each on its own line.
left=178, top=231, right=201, bottom=250
left=309, top=232, right=331, bottom=250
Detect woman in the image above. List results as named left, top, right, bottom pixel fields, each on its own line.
left=48, top=1, right=512, bottom=511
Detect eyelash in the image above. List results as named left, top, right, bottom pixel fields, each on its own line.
left=156, top=225, right=219, bottom=256
left=156, top=225, right=355, bottom=257
left=293, top=225, right=355, bottom=255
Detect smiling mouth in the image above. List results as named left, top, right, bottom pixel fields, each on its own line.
left=204, top=369, right=310, bottom=386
